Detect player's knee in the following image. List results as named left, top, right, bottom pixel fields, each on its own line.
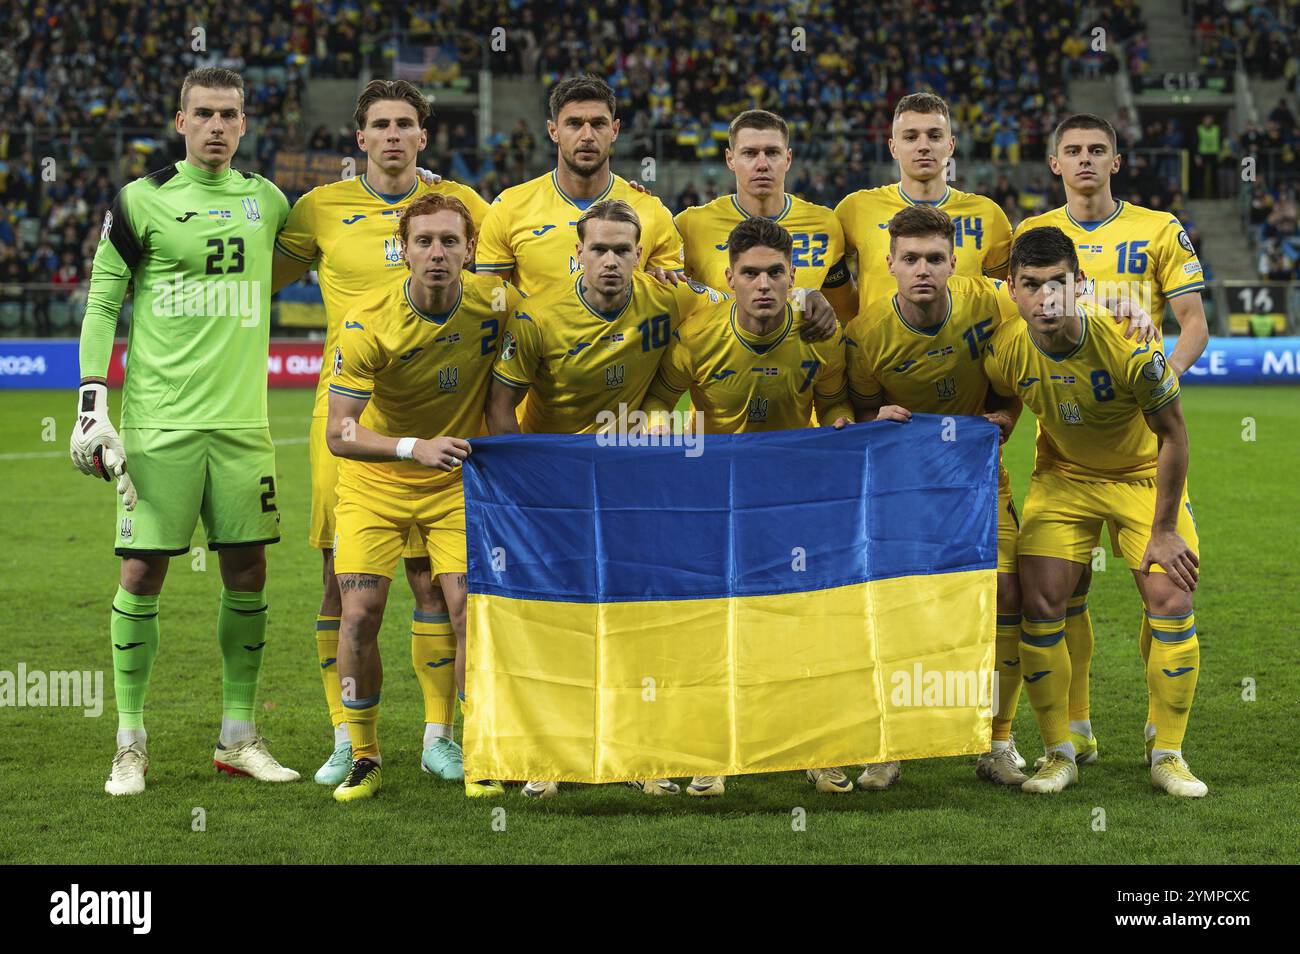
left=1020, top=590, right=1065, bottom=623
left=1073, top=564, right=1092, bottom=597
left=404, top=558, right=445, bottom=613
left=996, top=572, right=1022, bottom=616
left=1144, top=585, right=1193, bottom=620
left=119, top=556, right=167, bottom=595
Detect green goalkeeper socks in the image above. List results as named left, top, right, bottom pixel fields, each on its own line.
left=217, top=588, right=268, bottom=723
left=111, top=586, right=160, bottom=731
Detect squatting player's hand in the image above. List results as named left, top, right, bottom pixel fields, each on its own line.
left=70, top=382, right=129, bottom=479
left=982, top=410, right=1015, bottom=445
left=1110, top=298, right=1158, bottom=343
left=798, top=290, right=838, bottom=341
left=831, top=417, right=852, bottom=430
left=875, top=405, right=912, bottom=423
left=647, top=266, right=682, bottom=286
left=1140, top=529, right=1199, bottom=592
left=414, top=436, right=472, bottom=472
left=416, top=168, right=443, bottom=186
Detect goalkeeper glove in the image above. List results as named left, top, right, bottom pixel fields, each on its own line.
left=70, top=382, right=137, bottom=510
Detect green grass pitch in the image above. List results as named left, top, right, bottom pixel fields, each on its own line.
left=1, top=385, right=1296, bottom=864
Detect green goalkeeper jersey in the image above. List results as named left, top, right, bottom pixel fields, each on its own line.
left=81, top=160, right=290, bottom=429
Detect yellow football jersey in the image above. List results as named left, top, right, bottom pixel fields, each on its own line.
left=645, top=299, right=853, bottom=433
left=1013, top=201, right=1205, bottom=322
left=491, top=271, right=723, bottom=434
left=845, top=275, right=1019, bottom=416
left=473, top=170, right=684, bottom=296
left=835, top=183, right=1012, bottom=309
left=982, top=301, right=1181, bottom=482
left=329, top=271, right=524, bottom=491
left=276, top=174, right=491, bottom=417
left=674, top=193, right=851, bottom=293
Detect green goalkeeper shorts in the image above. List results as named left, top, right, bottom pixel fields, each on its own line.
left=114, top=427, right=281, bottom=556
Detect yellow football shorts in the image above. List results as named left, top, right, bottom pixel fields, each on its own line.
left=309, top=416, right=425, bottom=559
left=1018, top=470, right=1199, bottom=572
left=996, top=465, right=1018, bottom=576
left=332, top=475, right=467, bottom=579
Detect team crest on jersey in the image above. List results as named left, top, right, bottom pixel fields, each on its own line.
left=1058, top=400, right=1083, bottom=425
left=1142, top=351, right=1167, bottom=382
left=500, top=330, right=517, bottom=361
left=384, top=238, right=403, bottom=266
left=1178, top=230, right=1195, bottom=254
left=241, top=197, right=261, bottom=222
left=333, top=346, right=342, bottom=376
left=568, top=256, right=581, bottom=274
left=935, top=376, right=957, bottom=401
left=747, top=396, right=769, bottom=422
left=604, top=364, right=625, bottom=389
left=119, top=517, right=133, bottom=541
left=438, top=366, right=459, bottom=392
left=100, top=210, right=113, bottom=241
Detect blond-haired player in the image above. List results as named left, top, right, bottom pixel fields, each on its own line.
left=326, top=193, right=523, bottom=801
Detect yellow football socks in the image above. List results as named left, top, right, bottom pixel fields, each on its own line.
left=411, top=610, right=457, bottom=726
left=1064, top=594, right=1093, bottom=725
left=1147, top=612, right=1199, bottom=752
left=315, top=615, right=346, bottom=730
left=1020, top=615, right=1071, bottom=750
left=992, top=614, right=1022, bottom=741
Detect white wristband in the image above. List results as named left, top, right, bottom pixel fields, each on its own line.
left=395, top=437, right=418, bottom=460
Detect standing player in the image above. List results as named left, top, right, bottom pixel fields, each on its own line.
left=72, top=68, right=297, bottom=795
left=836, top=92, right=1013, bottom=309
left=642, top=217, right=855, bottom=798
left=325, top=193, right=523, bottom=801
left=474, top=75, right=683, bottom=294
left=485, top=199, right=724, bottom=799
left=1014, top=114, right=1209, bottom=767
left=983, top=227, right=1205, bottom=797
left=675, top=109, right=857, bottom=323
left=272, top=80, right=490, bottom=787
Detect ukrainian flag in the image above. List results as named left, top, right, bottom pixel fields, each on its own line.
left=462, top=414, right=999, bottom=784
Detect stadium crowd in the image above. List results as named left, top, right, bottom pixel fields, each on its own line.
left=4, top=0, right=1300, bottom=331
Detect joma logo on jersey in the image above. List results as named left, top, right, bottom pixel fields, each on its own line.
left=747, top=396, right=769, bottom=422
left=604, top=364, right=626, bottom=389
left=935, top=376, right=957, bottom=400
left=438, top=367, right=459, bottom=391
left=892, top=359, right=918, bottom=374
left=399, top=346, right=423, bottom=361
left=532, top=225, right=556, bottom=236
left=241, top=198, right=260, bottom=222
left=341, top=214, right=365, bottom=225
left=1058, top=401, right=1083, bottom=425
left=383, top=238, right=402, bottom=266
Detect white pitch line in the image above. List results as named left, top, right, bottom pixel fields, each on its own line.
left=0, top=435, right=310, bottom=461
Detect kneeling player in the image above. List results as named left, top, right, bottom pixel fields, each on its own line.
left=643, top=216, right=855, bottom=797
left=326, top=193, right=523, bottom=801
left=983, top=227, right=1205, bottom=797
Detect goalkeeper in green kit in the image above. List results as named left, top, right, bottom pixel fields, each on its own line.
left=72, top=68, right=299, bottom=795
